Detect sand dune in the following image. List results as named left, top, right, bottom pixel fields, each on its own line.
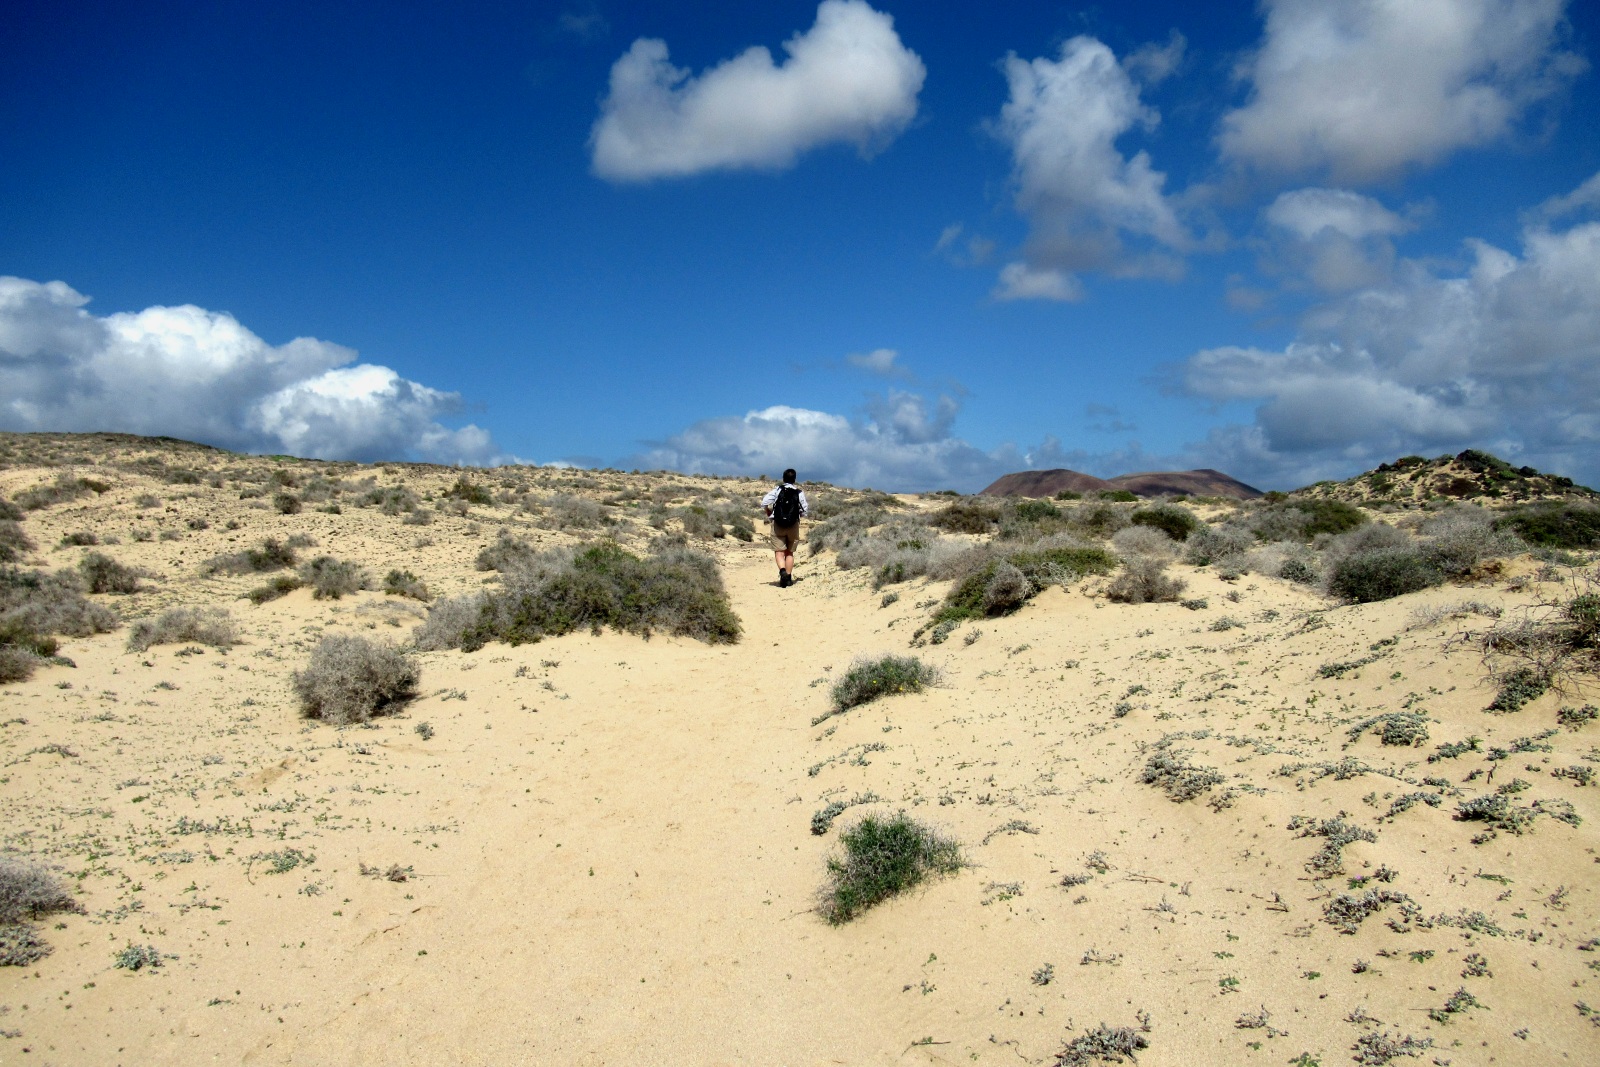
left=1, top=437, right=1597, bottom=1065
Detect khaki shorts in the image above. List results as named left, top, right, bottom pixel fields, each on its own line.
left=768, top=523, right=801, bottom=552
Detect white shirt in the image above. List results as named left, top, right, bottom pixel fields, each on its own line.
left=761, top=483, right=810, bottom=521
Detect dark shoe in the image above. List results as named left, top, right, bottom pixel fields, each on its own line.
left=780, top=570, right=791, bottom=587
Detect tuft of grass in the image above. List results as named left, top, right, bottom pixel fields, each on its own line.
left=298, top=556, right=370, bottom=600
left=828, top=654, right=938, bottom=716
left=819, top=812, right=963, bottom=925
left=292, top=634, right=420, bottom=725
left=126, top=607, right=239, bottom=652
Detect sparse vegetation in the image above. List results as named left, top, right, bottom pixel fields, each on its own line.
left=246, top=574, right=303, bottom=604
left=292, top=634, right=420, bottom=725
left=416, top=540, right=740, bottom=651
left=383, top=569, right=431, bottom=601
left=299, top=556, right=370, bottom=600
left=0, top=565, right=120, bottom=680
left=0, top=855, right=83, bottom=965
left=1327, top=547, right=1443, bottom=603
left=1107, top=556, right=1186, bottom=604
left=79, top=551, right=146, bottom=594
left=818, top=812, right=963, bottom=924
left=1130, top=504, right=1198, bottom=542
left=1054, top=1018, right=1152, bottom=1066
left=203, top=537, right=300, bottom=576
left=1140, top=737, right=1223, bottom=801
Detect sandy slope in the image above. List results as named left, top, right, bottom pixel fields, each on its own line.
left=2, top=451, right=1599, bottom=1066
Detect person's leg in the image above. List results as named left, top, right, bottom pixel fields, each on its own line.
left=781, top=549, right=795, bottom=575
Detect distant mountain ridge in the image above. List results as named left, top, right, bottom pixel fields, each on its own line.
left=979, top=467, right=1262, bottom=500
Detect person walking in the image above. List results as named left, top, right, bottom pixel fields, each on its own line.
left=761, top=469, right=809, bottom=588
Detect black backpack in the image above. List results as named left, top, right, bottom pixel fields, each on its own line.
left=772, top=485, right=802, bottom=527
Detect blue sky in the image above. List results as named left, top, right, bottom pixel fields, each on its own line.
left=3, top=1, right=1599, bottom=491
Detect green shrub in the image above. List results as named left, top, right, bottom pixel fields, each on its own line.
left=936, top=545, right=1116, bottom=623
left=929, top=500, right=999, bottom=534
left=298, top=556, right=369, bottom=600
left=819, top=812, right=963, bottom=924
left=79, top=552, right=145, bottom=594
left=1099, top=489, right=1138, bottom=502
left=126, top=607, right=239, bottom=652
left=444, top=476, right=492, bottom=505
left=417, top=540, right=740, bottom=651
left=1070, top=504, right=1130, bottom=539
left=830, top=654, right=939, bottom=713
left=1558, top=704, right=1598, bottom=729
left=1130, top=504, right=1199, bottom=542
left=292, top=634, right=419, bottom=725
left=1495, top=503, right=1600, bottom=549
left=383, top=569, right=431, bottom=601
left=361, top=486, right=419, bottom=515
left=1012, top=498, right=1060, bottom=522
left=246, top=575, right=303, bottom=604
left=1053, top=490, right=1082, bottom=500
left=1327, top=547, right=1443, bottom=603
left=1253, top=498, right=1368, bottom=542
left=476, top=530, right=539, bottom=572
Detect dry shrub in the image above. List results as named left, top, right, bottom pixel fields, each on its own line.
left=202, top=537, right=298, bottom=576
left=1107, top=556, right=1186, bottom=603
left=0, top=854, right=82, bottom=966
left=0, top=566, right=120, bottom=679
left=0, top=521, right=34, bottom=563
left=383, top=569, right=431, bottom=602
left=1112, top=525, right=1178, bottom=559
left=476, top=530, right=540, bottom=572
left=1183, top=524, right=1253, bottom=566
left=80, top=551, right=146, bottom=594
left=292, top=634, right=419, bottom=725
left=299, top=556, right=370, bottom=600
left=126, top=607, right=239, bottom=652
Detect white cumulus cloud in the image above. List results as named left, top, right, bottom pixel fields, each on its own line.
left=1219, top=0, right=1585, bottom=182
left=0, top=276, right=507, bottom=465
left=1263, top=187, right=1413, bottom=293
left=1175, top=174, right=1600, bottom=486
left=991, top=35, right=1190, bottom=300
left=590, top=0, right=925, bottom=181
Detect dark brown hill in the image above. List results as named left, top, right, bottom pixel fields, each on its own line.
left=1105, top=469, right=1263, bottom=499
left=978, top=469, right=1112, bottom=498
left=979, top=467, right=1261, bottom=500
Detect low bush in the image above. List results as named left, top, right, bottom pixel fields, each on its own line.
left=1496, top=503, right=1600, bottom=550
left=443, top=477, right=492, bottom=505
left=361, top=486, right=419, bottom=515
left=1068, top=503, right=1131, bottom=540
left=79, top=551, right=145, bottom=594
left=383, top=569, right=431, bottom=601
left=542, top=492, right=605, bottom=529
left=1183, top=523, right=1254, bottom=566
left=203, top=537, right=299, bottom=576
left=1, top=566, right=120, bottom=644
left=1139, top=739, right=1223, bottom=801
left=1107, top=556, right=1186, bottom=604
left=1098, top=489, right=1138, bottom=502
left=1327, top=547, right=1443, bottom=603
left=835, top=519, right=961, bottom=588
left=0, top=854, right=83, bottom=965
left=246, top=575, right=302, bottom=604
left=0, top=521, right=33, bottom=563
left=935, top=543, right=1117, bottom=623
left=1251, top=498, right=1368, bottom=542
left=1056, top=1022, right=1151, bottom=1066
left=60, top=531, right=99, bottom=547
left=1421, top=510, right=1525, bottom=576
left=14, top=474, right=105, bottom=511
left=292, top=634, right=420, bottom=725
left=299, top=556, right=370, bottom=600
left=126, top=607, right=239, bottom=652
left=1130, top=504, right=1199, bottom=542
left=1112, top=525, right=1178, bottom=559
left=476, top=530, right=540, bottom=572
left=415, top=540, right=740, bottom=651
left=0, top=500, right=22, bottom=522
left=929, top=499, right=999, bottom=534
left=830, top=654, right=939, bottom=714
left=818, top=812, right=963, bottom=924
left=272, top=492, right=302, bottom=515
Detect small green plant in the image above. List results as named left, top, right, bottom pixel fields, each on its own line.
left=246, top=574, right=303, bottom=604
left=443, top=476, right=492, bottom=505
left=1559, top=704, right=1599, bottom=729
left=1487, top=668, right=1548, bottom=712
left=414, top=721, right=434, bottom=740
left=114, top=943, right=167, bottom=971
left=819, top=812, right=962, bottom=924
left=826, top=655, right=938, bottom=717
left=1054, top=1018, right=1152, bottom=1066
left=1130, top=504, right=1199, bottom=541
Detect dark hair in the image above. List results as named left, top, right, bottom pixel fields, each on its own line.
left=782, top=468, right=797, bottom=484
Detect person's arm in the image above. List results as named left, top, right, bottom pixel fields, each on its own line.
left=798, top=490, right=810, bottom=518
left=761, top=486, right=778, bottom=517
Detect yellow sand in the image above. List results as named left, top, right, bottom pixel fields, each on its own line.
left=1, top=445, right=1597, bottom=1065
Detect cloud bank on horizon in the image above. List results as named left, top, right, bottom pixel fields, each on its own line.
left=0, top=277, right=507, bottom=467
